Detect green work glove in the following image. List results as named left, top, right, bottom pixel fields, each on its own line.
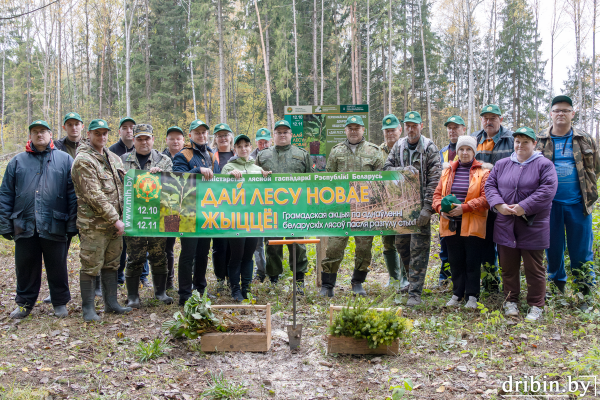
left=416, top=209, right=432, bottom=227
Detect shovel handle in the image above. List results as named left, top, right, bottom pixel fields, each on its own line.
left=267, top=239, right=321, bottom=245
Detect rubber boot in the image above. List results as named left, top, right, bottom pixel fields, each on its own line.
left=53, top=305, right=68, bottom=318
left=43, top=295, right=51, bottom=304
left=319, top=272, right=336, bottom=297
left=399, top=265, right=410, bottom=293
left=9, top=304, right=31, bottom=319
left=553, top=279, right=566, bottom=294
left=351, top=270, right=368, bottom=296
left=94, top=275, right=102, bottom=297
left=125, top=275, right=141, bottom=309
left=153, top=274, right=173, bottom=305
left=102, top=270, right=132, bottom=314
left=80, top=273, right=100, bottom=322
left=383, top=252, right=400, bottom=287
left=295, top=271, right=305, bottom=296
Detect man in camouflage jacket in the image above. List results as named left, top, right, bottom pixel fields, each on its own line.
left=537, top=95, right=600, bottom=311
left=72, top=119, right=132, bottom=322
left=121, top=124, right=174, bottom=308
left=319, top=115, right=384, bottom=298
left=383, top=111, right=441, bottom=306
left=256, top=119, right=313, bottom=288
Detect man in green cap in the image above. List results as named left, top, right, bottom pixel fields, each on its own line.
left=319, top=115, right=384, bottom=297
left=256, top=119, right=313, bottom=288
left=378, top=114, right=407, bottom=290
left=109, top=117, right=136, bottom=157
left=383, top=111, right=441, bottom=306
left=250, top=127, right=272, bottom=282
left=538, top=95, right=600, bottom=311
left=437, top=115, right=467, bottom=287
left=56, top=112, right=84, bottom=158
left=71, top=119, right=132, bottom=321
left=121, top=124, right=174, bottom=308
left=472, top=105, right=514, bottom=293
left=0, top=120, right=77, bottom=319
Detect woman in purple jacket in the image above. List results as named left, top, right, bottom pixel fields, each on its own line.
left=485, top=127, right=557, bottom=322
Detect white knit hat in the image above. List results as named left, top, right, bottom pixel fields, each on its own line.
left=456, top=135, right=477, bottom=154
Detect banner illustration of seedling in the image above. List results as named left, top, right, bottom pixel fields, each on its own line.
left=160, top=172, right=197, bottom=232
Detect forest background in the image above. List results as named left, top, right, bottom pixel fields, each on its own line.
left=0, top=0, right=597, bottom=153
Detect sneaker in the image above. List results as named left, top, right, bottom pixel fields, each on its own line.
left=504, top=301, right=519, bottom=316
left=525, top=306, right=543, bottom=321
left=465, top=296, right=478, bottom=309
left=445, top=295, right=461, bottom=307
left=406, top=295, right=422, bottom=307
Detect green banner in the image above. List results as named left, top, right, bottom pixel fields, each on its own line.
left=123, top=169, right=421, bottom=238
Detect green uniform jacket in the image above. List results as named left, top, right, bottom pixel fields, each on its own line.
left=383, top=135, right=441, bottom=212
left=121, top=148, right=173, bottom=173
left=380, top=142, right=392, bottom=159
left=327, top=138, right=384, bottom=173
left=255, top=144, right=313, bottom=173
left=221, top=156, right=264, bottom=174
left=71, top=140, right=125, bottom=231
left=536, top=126, right=600, bottom=215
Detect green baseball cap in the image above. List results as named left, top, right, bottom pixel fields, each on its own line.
left=513, top=126, right=537, bottom=141
left=256, top=128, right=271, bottom=141
left=28, top=119, right=52, bottom=132
left=234, top=134, right=252, bottom=145
left=403, top=111, right=422, bottom=124
left=119, top=117, right=136, bottom=128
left=213, top=123, right=233, bottom=135
left=63, top=112, right=83, bottom=125
left=189, top=119, right=209, bottom=132
left=441, top=194, right=461, bottom=214
left=382, top=114, right=400, bottom=130
left=274, top=120, right=291, bottom=130
left=551, top=95, right=573, bottom=107
left=166, top=126, right=184, bottom=136
left=444, top=115, right=466, bottom=127
left=134, top=124, right=153, bottom=138
left=344, top=115, right=365, bottom=127
left=88, top=119, right=111, bottom=131
left=480, top=104, right=502, bottom=116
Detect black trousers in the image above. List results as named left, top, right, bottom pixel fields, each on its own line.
left=178, top=237, right=211, bottom=301
left=15, top=231, right=70, bottom=308
left=165, top=237, right=176, bottom=282
left=227, top=237, right=258, bottom=293
left=444, top=227, right=485, bottom=299
left=212, top=238, right=230, bottom=281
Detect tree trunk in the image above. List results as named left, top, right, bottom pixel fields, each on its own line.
left=366, top=0, right=370, bottom=106
left=388, top=0, right=392, bottom=112
left=320, top=0, right=324, bottom=104
left=99, top=36, right=106, bottom=118
left=592, top=0, right=596, bottom=134
left=187, top=0, right=197, bottom=119
left=382, top=45, right=386, bottom=114
left=70, top=17, right=77, bottom=108
left=26, top=2, right=32, bottom=124
left=350, top=6, right=356, bottom=104
left=203, top=60, right=210, bottom=124
left=313, top=0, right=318, bottom=105
left=418, top=0, right=432, bottom=138
left=402, top=0, right=407, bottom=115
left=218, top=0, right=226, bottom=122
left=573, top=0, right=583, bottom=120
left=293, top=0, right=300, bottom=105
left=85, top=0, right=91, bottom=116
left=483, top=4, right=494, bottom=105
left=254, top=0, right=274, bottom=129
left=57, top=2, right=62, bottom=137
left=466, top=0, right=475, bottom=134
left=265, top=13, right=272, bottom=129
left=1, top=30, right=5, bottom=152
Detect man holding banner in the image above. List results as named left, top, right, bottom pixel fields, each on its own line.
left=384, top=111, right=441, bottom=306
left=319, top=115, right=385, bottom=297
left=256, top=120, right=313, bottom=288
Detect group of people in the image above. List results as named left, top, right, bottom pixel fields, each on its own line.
left=0, top=94, right=597, bottom=323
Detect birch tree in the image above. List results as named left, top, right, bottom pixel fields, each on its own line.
left=254, top=0, right=274, bottom=129
left=218, top=0, right=226, bottom=122
left=123, top=0, right=137, bottom=117
left=292, top=0, right=299, bottom=105
left=418, top=0, right=432, bottom=137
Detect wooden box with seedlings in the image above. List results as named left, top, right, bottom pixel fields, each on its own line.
left=327, top=298, right=411, bottom=355
left=162, top=290, right=271, bottom=352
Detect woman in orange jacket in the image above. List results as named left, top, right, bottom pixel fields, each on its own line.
left=432, top=136, right=492, bottom=309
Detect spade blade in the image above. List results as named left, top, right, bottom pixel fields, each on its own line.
left=286, top=324, right=303, bottom=350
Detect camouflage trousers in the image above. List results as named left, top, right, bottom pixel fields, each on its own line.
left=322, top=236, right=374, bottom=274
left=395, top=224, right=431, bottom=296
left=382, top=235, right=398, bottom=256
left=124, top=236, right=168, bottom=278
left=79, top=229, right=123, bottom=276
left=265, top=237, right=308, bottom=277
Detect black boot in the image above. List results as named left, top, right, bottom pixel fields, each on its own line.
left=125, top=275, right=141, bottom=309
left=153, top=274, right=173, bottom=305
left=95, top=275, right=102, bottom=297
left=9, top=304, right=31, bottom=319
left=553, top=279, right=566, bottom=294
left=319, top=272, right=336, bottom=297
left=295, top=271, right=305, bottom=296
left=80, top=273, right=100, bottom=322
left=351, top=270, right=368, bottom=296
left=102, top=270, right=132, bottom=314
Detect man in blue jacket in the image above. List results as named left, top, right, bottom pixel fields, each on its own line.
left=0, top=120, right=77, bottom=319
left=173, top=119, right=216, bottom=305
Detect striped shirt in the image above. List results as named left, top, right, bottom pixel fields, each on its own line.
left=451, top=160, right=473, bottom=203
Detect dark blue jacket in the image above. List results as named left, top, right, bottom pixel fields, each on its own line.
left=0, top=143, right=78, bottom=242
left=172, top=141, right=216, bottom=173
